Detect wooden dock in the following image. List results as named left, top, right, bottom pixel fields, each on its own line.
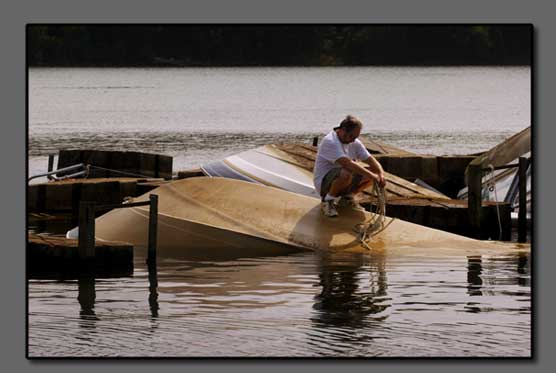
left=28, top=177, right=167, bottom=214
left=377, top=198, right=512, bottom=241
left=28, top=233, right=133, bottom=278
left=56, top=149, right=173, bottom=180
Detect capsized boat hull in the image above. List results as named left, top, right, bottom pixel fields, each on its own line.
left=94, top=204, right=305, bottom=260
left=86, top=177, right=528, bottom=259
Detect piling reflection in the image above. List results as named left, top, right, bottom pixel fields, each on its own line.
left=467, top=256, right=483, bottom=296
left=517, top=252, right=529, bottom=287
left=465, top=252, right=530, bottom=313
left=77, top=275, right=99, bottom=328
left=148, top=264, right=159, bottom=319
left=311, top=251, right=389, bottom=332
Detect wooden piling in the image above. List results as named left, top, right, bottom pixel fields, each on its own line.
left=467, top=163, right=483, bottom=238
left=147, top=194, right=158, bottom=267
left=78, top=201, right=96, bottom=259
left=312, top=136, right=318, bottom=147
left=47, top=154, right=55, bottom=179
left=518, top=157, right=528, bottom=243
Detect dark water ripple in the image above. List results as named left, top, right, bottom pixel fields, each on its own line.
left=27, top=250, right=531, bottom=357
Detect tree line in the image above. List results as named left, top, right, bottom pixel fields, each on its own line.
left=27, top=25, right=531, bottom=67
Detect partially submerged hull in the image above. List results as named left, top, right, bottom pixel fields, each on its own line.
left=89, top=177, right=527, bottom=259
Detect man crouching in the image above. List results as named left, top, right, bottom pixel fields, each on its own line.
left=313, top=115, right=386, bottom=217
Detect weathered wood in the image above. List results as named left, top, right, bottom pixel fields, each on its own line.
left=47, top=154, right=55, bottom=180
left=86, top=203, right=96, bottom=257
left=518, top=157, right=528, bottom=243
left=372, top=154, right=474, bottom=197
left=363, top=198, right=510, bottom=239
left=58, top=149, right=173, bottom=180
left=28, top=233, right=133, bottom=278
left=147, top=194, right=158, bottom=267
left=467, top=163, right=483, bottom=238
left=78, top=201, right=96, bottom=259
left=27, top=177, right=158, bottom=213
left=176, top=168, right=205, bottom=179
left=270, top=143, right=449, bottom=201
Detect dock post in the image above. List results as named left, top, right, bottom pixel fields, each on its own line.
left=47, top=154, right=54, bottom=172
left=518, top=157, right=528, bottom=243
left=147, top=194, right=158, bottom=268
left=312, top=136, right=319, bottom=147
left=147, top=194, right=159, bottom=299
left=78, top=201, right=96, bottom=259
left=47, top=154, right=55, bottom=180
left=467, top=163, right=483, bottom=238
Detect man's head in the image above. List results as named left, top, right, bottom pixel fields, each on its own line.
left=334, top=115, right=362, bottom=144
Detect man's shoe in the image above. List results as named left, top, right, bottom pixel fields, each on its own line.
left=338, top=195, right=365, bottom=211
left=321, top=200, right=339, bottom=217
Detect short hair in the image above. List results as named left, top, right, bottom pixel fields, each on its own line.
left=334, top=115, right=363, bottom=132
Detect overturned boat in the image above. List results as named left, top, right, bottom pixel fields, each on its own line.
left=68, top=177, right=527, bottom=260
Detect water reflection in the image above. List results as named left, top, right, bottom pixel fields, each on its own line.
left=467, top=256, right=483, bottom=297
left=465, top=253, right=530, bottom=313
left=148, top=264, right=160, bottom=319
left=311, top=251, right=389, bottom=330
left=77, top=275, right=99, bottom=328
left=517, top=252, right=529, bottom=287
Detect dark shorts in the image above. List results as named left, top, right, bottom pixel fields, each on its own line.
left=320, top=168, right=362, bottom=200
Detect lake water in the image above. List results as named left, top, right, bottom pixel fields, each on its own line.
left=27, top=67, right=531, bottom=357
left=28, top=66, right=530, bottom=180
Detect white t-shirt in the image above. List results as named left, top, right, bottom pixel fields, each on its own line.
left=313, top=130, right=371, bottom=193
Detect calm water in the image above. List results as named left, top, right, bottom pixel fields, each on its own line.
left=28, top=66, right=530, bottom=180
left=28, top=67, right=531, bottom=357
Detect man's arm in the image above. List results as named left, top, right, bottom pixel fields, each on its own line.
left=363, top=155, right=383, bottom=174
left=362, top=155, right=386, bottom=187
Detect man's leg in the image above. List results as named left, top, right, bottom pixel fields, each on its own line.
left=327, top=169, right=355, bottom=197
left=319, top=168, right=350, bottom=217
left=337, top=168, right=376, bottom=211
left=348, top=166, right=380, bottom=195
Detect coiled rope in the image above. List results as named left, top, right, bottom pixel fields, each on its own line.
left=353, top=180, right=394, bottom=250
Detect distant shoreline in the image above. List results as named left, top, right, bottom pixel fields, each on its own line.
left=27, top=63, right=531, bottom=68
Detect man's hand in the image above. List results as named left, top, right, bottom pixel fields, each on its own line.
left=377, top=172, right=386, bottom=188
left=364, top=167, right=386, bottom=188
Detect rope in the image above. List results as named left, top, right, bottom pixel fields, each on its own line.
left=353, top=180, right=394, bottom=250
left=86, top=164, right=155, bottom=179
left=486, top=164, right=503, bottom=240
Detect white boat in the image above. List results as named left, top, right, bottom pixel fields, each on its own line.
left=68, top=177, right=528, bottom=260
left=201, top=144, right=321, bottom=199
